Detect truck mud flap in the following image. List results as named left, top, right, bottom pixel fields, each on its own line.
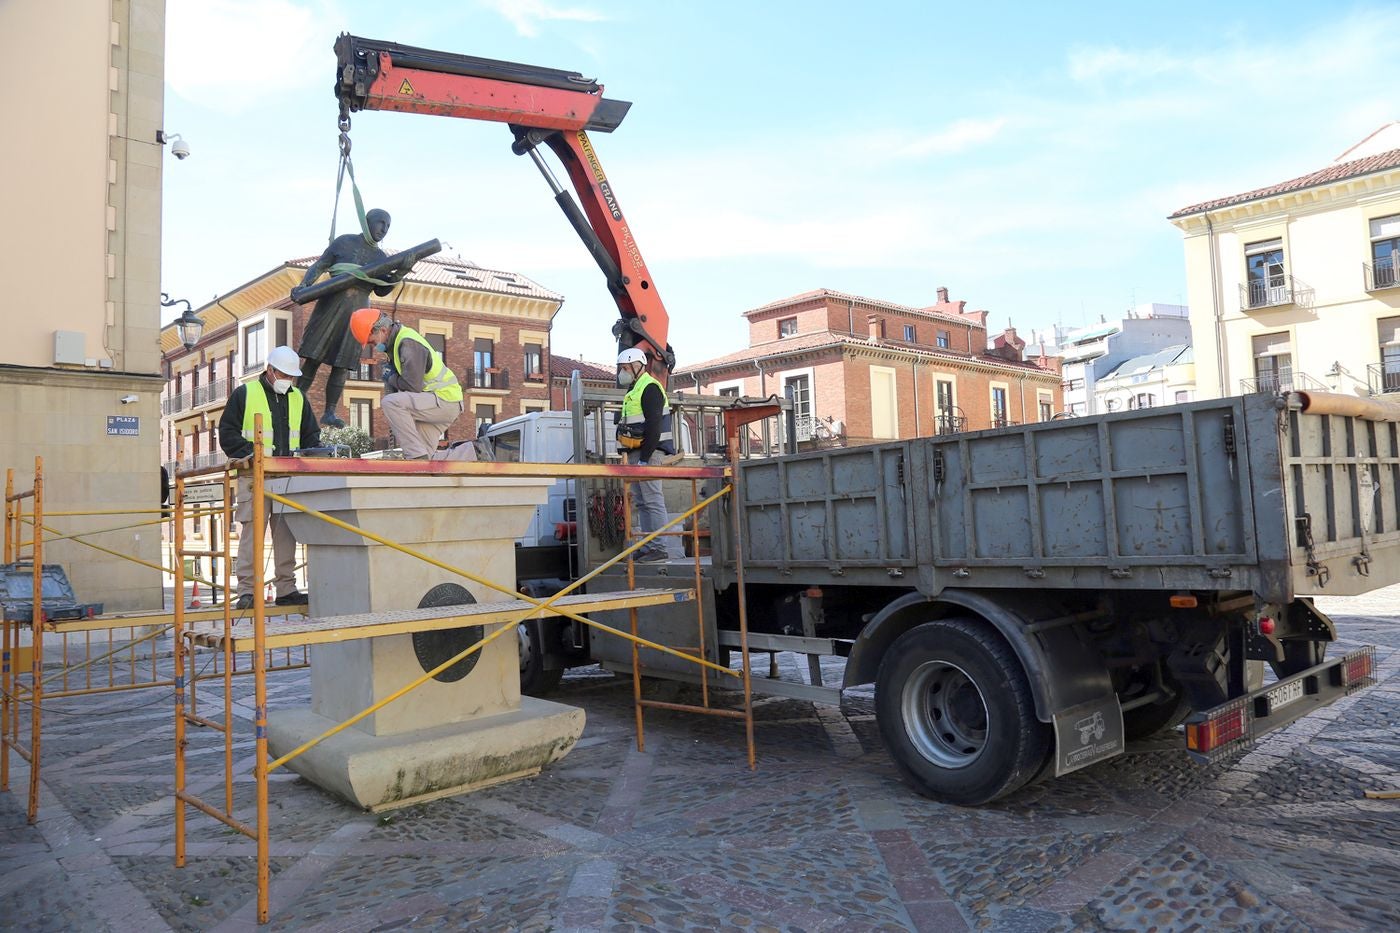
left=1051, top=697, right=1126, bottom=777
left=1183, top=646, right=1376, bottom=762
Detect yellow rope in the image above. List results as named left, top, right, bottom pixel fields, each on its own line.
left=263, top=482, right=736, bottom=771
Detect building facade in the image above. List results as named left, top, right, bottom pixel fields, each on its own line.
left=1091, top=345, right=1195, bottom=414
left=548, top=355, right=616, bottom=411
left=0, top=0, right=167, bottom=610
left=674, top=287, right=1063, bottom=448
left=159, top=254, right=562, bottom=472
left=1170, top=125, right=1400, bottom=400
left=1051, top=306, right=1192, bottom=416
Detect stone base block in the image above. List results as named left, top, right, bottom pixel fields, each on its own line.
left=267, top=698, right=585, bottom=812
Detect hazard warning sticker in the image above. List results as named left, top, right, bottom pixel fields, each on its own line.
left=398, top=78, right=415, bottom=96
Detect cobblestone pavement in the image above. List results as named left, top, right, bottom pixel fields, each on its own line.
left=2, top=587, right=1398, bottom=932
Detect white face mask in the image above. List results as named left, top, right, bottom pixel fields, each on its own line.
left=617, top=368, right=635, bottom=388
left=271, top=378, right=293, bottom=396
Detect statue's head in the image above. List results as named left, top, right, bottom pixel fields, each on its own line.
left=366, top=209, right=391, bottom=242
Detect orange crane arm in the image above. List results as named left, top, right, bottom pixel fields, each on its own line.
left=334, top=34, right=674, bottom=370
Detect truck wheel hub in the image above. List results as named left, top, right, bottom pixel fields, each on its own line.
left=902, top=660, right=988, bottom=768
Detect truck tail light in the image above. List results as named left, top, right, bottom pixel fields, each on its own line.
left=1185, top=699, right=1250, bottom=759
left=1340, top=647, right=1375, bottom=687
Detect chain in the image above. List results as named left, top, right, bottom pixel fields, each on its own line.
left=1298, top=512, right=1330, bottom=587
left=338, top=102, right=352, bottom=158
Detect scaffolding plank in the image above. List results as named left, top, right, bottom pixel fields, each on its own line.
left=44, top=604, right=309, bottom=633
left=189, top=588, right=695, bottom=651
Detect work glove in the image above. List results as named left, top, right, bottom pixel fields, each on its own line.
left=228, top=455, right=253, bottom=471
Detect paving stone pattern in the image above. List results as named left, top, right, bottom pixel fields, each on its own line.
left=2, top=588, right=1399, bottom=931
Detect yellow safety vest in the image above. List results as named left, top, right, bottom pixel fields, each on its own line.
left=619, top=371, right=673, bottom=454
left=241, top=380, right=303, bottom=454
left=393, top=327, right=463, bottom=403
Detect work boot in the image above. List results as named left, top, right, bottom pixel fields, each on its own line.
left=275, top=591, right=309, bottom=606
left=234, top=594, right=254, bottom=611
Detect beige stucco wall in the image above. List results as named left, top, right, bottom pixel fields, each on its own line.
left=1176, top=170, right=1400, bottom=400
left=0, top=369, right=165, bottom=609
left=0, top=0, right=166, bottom=611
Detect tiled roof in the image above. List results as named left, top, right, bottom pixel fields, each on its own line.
left=288, top=251, right=562, bottom=302
left=1169, top=148, right=1400, bottom=219
left=744, top=288, right=969, bottom=325
left=676, top=330, right=1051, bottom=376
left=550, top=354, right=614, bottom=381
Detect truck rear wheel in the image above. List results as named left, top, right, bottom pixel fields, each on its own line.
left=876, top=619, right=1049, bottom=805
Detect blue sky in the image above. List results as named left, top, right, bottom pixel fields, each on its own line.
left=161, top=0, right=1400, bottom=368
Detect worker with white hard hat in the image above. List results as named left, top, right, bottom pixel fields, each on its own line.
left=217, top=344, right=319, bottom=610
left=616, top=346, right=676, bottom=561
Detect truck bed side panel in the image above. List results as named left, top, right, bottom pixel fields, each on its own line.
left=1284, top=406, right=1400, bottom=596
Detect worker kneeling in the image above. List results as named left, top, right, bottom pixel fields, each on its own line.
left=616, top=347, right=677, bottom=562
left=350, top=308, right=464, bottom=459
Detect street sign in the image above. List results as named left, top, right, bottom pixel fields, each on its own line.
left=106, top=415, right=139, bottom=436
left=183, top=484, right=225, bottom=505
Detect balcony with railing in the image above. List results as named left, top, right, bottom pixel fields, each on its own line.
left=162, top=391, right=193, bottom=415
left=1238, top=369, right=1329, bottom=395
left=1240, top=274, right=1313, bottom=311
left=164, top=452, right=225, bottom=474
left=935, top=408, right=968, bottom=435
left=991, top=413, right=1018, bottom=429
left=471, top=368, right=510, bottom=390
left=192, top=378, right=230, bottom=408
left=1369, top=361, right=1400, bottom=395
left=1365, top=253, right=1399, bottom=292
left=793, top=413, right=816, bottom=442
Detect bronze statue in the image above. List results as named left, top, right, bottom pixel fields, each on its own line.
left=294, top=208, right=397, bottom=427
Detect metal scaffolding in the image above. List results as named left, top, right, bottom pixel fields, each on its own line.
left=169, top=415, right=756, bottom=923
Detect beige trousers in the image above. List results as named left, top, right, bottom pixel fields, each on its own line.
left=234, top=474, right=298, bottom=598
left=381, top=391, right=464, bottom=458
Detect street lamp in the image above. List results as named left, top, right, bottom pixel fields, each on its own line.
left=161, top=293, right=203, bottom=350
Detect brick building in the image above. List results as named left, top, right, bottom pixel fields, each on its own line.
left=548, top=354, right=616, bottom=410
left=158, top=253, right=562, bottom=469
left=674, top=287, right=1063, bottom=447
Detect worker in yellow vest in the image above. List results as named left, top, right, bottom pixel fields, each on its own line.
left=217, top=345, right=320, bottom=609
left=350, top=308, right=464, bottom=459
left=616, top=346, right=675, bottom=562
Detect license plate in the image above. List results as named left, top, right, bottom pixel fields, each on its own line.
left=1265, top=679, right=1305, bottom=712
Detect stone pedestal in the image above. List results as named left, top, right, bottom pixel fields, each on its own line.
left=267, top=473, right=585, bottom=810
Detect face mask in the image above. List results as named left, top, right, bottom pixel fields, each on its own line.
left=374, top=342, right=388, bottom=353
left=271, top=378, right=293, bottom=396
left=617, top=368, right=635, bottom=388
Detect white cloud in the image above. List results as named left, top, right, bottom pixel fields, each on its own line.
left=476, top=0, right=608, bottom=38
left=1067, top=46, right=1183, bottom=83
left=166, top=0, right=333, bottom=110
left=894, top=117, right=1009, bottom=158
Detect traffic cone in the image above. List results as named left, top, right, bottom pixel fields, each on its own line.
left=188, top=580, right=202, bottom=609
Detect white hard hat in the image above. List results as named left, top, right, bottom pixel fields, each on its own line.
left=266, top=346, right=303, bottom=378
left=617, top=347, right=648, bottom=366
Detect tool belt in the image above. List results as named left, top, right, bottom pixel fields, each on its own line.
left=616, top=424, right=645, bottom=450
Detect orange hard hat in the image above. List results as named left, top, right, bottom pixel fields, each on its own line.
left=349, top=308, right=380, bottom=345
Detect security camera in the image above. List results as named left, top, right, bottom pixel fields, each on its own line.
left=157, top=131, right=191, bottom=160
left=120, top=394, right=139, bottom=404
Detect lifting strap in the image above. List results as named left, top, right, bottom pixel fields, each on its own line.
left=327, top=111, right=392, bottom=286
